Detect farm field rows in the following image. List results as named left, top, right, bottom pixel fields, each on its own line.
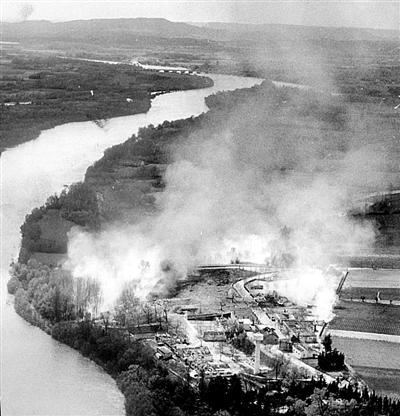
left=331, top=300, right=400, bottom=335
left=354, top=366, right=400, bottom=399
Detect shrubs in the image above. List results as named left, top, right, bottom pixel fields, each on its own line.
left=18, top=182, right=100, bottom=263
left=226, top=325, right=255, bottom=355
left=7, top=275, right=21, bottom=294
left=10, top=260, right=76, bottom=323
left=318, top=348, right=346, bottom=371
left=51, top=321, right=203, bottom=416
left=318, top=334, right=345, bottom=371
left=56, top=182, right=100, bottom=228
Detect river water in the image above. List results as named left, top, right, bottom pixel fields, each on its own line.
left=0, top=73, right=262, bottom=415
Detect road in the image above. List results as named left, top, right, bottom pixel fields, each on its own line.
left=329, top=329, right=400, bottom=343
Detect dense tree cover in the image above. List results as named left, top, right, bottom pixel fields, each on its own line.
left=9, top=258, right=103, bottom=325
left=48, top=182, right=100, bottom=227
left=19, top=182, right=99, bottom=263
left=318, top=349, right=346, bottom=372
left=319, top=335, right=345, bottom=371
left=322, top=334, right=333, bottom=352
left=52, top=321, right=212, bottom=416
left=87, top=79, right=352, bottom=185
left=226, top=324, right=255, bottom=356
left=7, top=275, right=21, bottom=294
left=201, top=373, right=400, bottom=416
left=10, top=259, right=76, bottom=324
left=84, top=75, right=398, bottom=230
left=89, top=116, right=201, bottom=172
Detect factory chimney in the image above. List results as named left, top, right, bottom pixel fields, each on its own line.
left=253, top=333, right=264, bottom=374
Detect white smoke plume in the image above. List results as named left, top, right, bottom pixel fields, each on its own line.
left=66, top=82, right=394, bottom=319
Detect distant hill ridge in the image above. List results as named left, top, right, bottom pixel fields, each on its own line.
left=1, top=17, right=397, bottom=42
left=202, top=21, right=398, bottom=41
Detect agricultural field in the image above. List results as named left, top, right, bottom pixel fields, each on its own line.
left=353, top=367, right=400, bottom=399
left=340, top=287, right=400, bottom=302
left=332, top=337, right=400, bottom=370
left=344, top=269, right=400, bottom=289
left=331, top=300, right=400, bottom=335
left=332, top=337, right=400, bottom=398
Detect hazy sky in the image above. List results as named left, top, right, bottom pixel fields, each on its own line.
left=2, top=1, right=399, bottom=30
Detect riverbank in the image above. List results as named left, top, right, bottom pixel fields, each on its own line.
left=0, top=53, right=213, bottom=153
left=1, top=72, right=261, bottom=414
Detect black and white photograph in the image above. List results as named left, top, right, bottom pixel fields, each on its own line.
left=1, top=1, right=399, bottom=415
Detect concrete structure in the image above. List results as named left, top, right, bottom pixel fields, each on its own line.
left=257, top=326, right=279, bottom=345
left=203, top=330, right=226, bottom=342
left=253, top=333, right=264, bottom=374
left=238, top=318, right=253, bottom=331
left=157, top=345, right=173, bottom=359
left=279, top=339, right=293, bottom=352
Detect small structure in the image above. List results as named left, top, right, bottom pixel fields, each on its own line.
left=238, top=318, right=252, bottom=331
left=178, top=305, right=199, bottom=314
left=203, top=330, right=226, bottom=342
left=293, top=344, right=320, bottom=359
left=157, top=345, right=172, bottom=360
left=233, top=308, right=254, bottom=321
left=279, top=339, right=293, bottom=353
left=257, top=326, right=279, bottom=345
left=293, top=344, right=308, bottom=359
left=250, top=284, right=264, bottom=290
left=227, top=288, right=236, bottom=301
left=187, top=311, right=231, bottom=321
left=253, top=333, right=264, bottom=374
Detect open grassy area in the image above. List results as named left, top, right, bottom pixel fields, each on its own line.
left=331, top=300, right=400, bottom=335
left=332, top=337, right=400, bottom=370
left=332, top=337, right=400, bottom=397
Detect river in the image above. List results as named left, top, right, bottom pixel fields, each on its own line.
left=0, top=73, right=262, bottom=415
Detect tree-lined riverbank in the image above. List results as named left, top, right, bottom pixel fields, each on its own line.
left=1, top=72, right=260, bottom=415
left=0, top=54, right=213, bottom=153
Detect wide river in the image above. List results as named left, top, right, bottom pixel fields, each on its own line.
left=0, top=73, right=262, bottom=415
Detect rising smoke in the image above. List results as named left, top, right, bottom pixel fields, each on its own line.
left=65, top=74, right=396, bottom=321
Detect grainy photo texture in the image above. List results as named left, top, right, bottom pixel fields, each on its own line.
left=1, top=1, right=399, bottom=415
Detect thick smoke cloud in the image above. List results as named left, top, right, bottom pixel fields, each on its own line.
left=65, top=78, right=396, bottom=321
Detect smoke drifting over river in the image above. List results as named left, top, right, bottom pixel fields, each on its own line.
left=67, top=80, right=393, bottom=320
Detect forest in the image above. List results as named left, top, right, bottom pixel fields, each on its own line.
left=17, top=182, right=100, bottom=263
